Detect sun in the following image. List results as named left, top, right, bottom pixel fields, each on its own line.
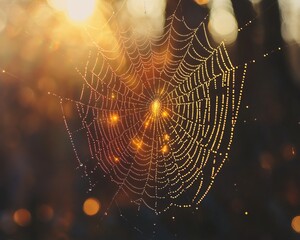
left=66, top=0, right=96, bottom=23
left=47, top=0, right=96, bottom=23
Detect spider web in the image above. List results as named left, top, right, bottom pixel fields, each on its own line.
left=60, top=1, right=247, bottom=215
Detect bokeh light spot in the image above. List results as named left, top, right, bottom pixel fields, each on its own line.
left=13, top=209, right=31, bottom=227
left=37, top=205, right=54, bottom=222
left=194, top=0, right=209, bottom=5
left=83, top=198, right=101, bottom=216
left=279, top=0, right=300, bottom=45
left=209, top=9, right=238, bottom=44
left=292, top=216, right=300, bottom=233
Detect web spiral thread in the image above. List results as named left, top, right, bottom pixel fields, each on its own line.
left=60, top=3, right=247, bottom=214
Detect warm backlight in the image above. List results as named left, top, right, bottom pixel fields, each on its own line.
left=83, top=198, right=101, bottom=216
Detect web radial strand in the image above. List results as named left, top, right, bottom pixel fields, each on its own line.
left=60, top=2, right=246, bottom=214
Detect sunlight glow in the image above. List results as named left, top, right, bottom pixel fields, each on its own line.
left=126, top=0, right=167, bottom=36
left=127, top=0, right=166, bottom=19
left=66, top=0, right=96, bottom=23
left=47, top=0, right=96, bottom=23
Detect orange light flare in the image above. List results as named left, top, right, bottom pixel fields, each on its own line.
left=109, top=113, right=119, bottom=125
left=132, top=138, right=143, bottom=150
left=161, top=144, right=169, bottom=154
left=83, top=198, right=101, bottom=216
left=144, top=120, right=150, bottom=128
left=163, top=134, right=170, bottom=141
left=45, top=0, right=114, bottom=53
left=162, top=110, right=169, bottom=118
left=113, top=156, right=120, bottom=163
left=151, top=99, right=161, bottom=117
left=149, top=98, right=170, bottom=119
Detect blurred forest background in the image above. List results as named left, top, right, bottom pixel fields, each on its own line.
left=0, top=0, right=300, bottom=239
